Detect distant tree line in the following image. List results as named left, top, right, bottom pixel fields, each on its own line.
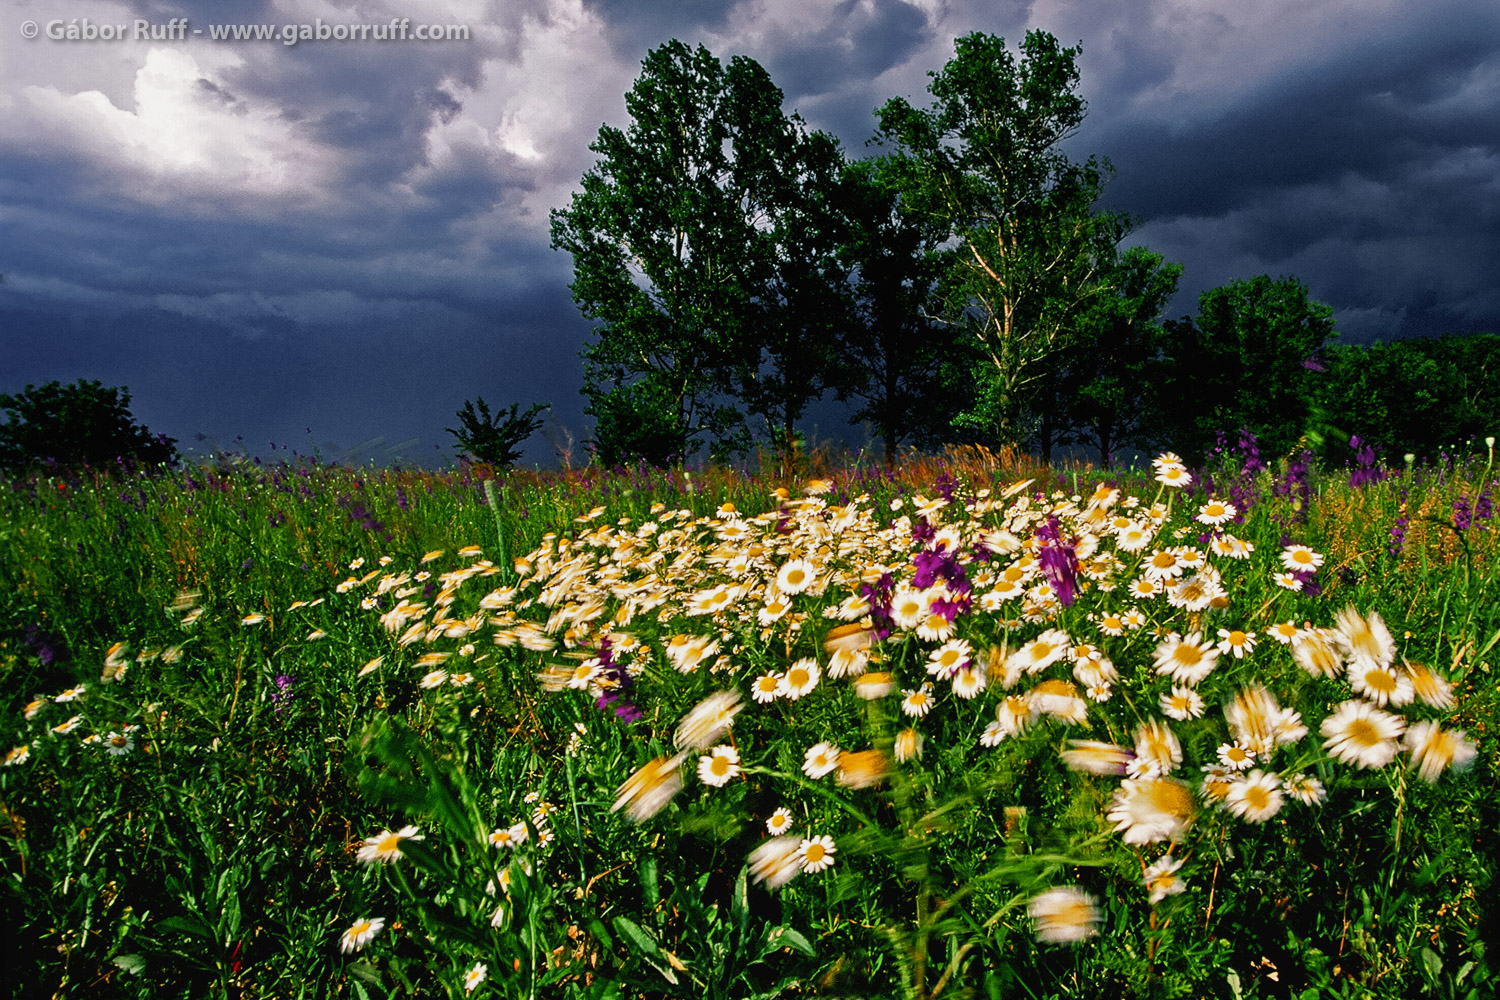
left=543, top=32, right=1499, bottom=469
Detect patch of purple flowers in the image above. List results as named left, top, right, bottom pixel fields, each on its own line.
left=1036, top=516, right=1081, bottom=607
left=593, top=637, right=643, bottom=723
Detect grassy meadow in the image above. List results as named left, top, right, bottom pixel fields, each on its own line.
left=0, top=442, right=1496, bottom=999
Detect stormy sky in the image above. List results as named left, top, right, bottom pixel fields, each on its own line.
left=2, top=0, right=1497, bottom=466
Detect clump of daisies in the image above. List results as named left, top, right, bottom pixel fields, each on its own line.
left=308, top=460, right=1476, bottom=953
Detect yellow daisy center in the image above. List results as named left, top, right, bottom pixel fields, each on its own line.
left=1173, top=644, right=1203, bottom=666
left=804, top=844, right=825, bottom=863
left=1347, top=719, right=1380, bottom=747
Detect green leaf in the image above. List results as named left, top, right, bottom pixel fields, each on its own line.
left=612, top=916, right=679, bottom=986
left=639, top=857, right=659, bottom=911
left=157, top=914, right=216, bottom=942
left=1422, top=946, right=1443, bottom=979
left=111, top=954, right=146, bottom=977
left=767, top=927, right=814, bottom=957
left=612, top=916, right=659, bottom=958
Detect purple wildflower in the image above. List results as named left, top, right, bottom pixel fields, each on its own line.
left=1036, top=516, right=1081, bottom=607
left=592, top=638, right=643, bottom=723
left=271, top=673, right=295, bottom=715
left=860, top=573, right=896, bottom=640
left=1453, top=495, right=1473, bottom=534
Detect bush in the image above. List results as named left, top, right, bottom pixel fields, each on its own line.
left=0, top=379, right=176, bottom=474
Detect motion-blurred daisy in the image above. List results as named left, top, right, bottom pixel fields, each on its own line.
left=1403, top=721, right=1477, bottom=782
left=802, top=742, right=841, bottom=779
left=339, top=917, right=385, bottom=953
left=1028, top=887, right=1100, bottom=943
left=1143, top=855, right=1187, bottom=904
left=1320, top=700, right=1405, bottom=769
left=357, top=826, right=424, bottom=864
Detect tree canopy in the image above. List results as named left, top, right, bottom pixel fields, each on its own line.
left=874, top=31, right=1132, bottom=448
left=0, top=380, right=177, bottom=473
left=551, top=40, right=854, bottom=466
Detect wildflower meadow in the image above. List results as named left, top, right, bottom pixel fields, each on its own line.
left=0, top=440, right=1496, bottom=999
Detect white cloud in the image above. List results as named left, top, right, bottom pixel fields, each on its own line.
left=6, top=46, right=341, bottom=210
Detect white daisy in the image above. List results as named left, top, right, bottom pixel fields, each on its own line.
left=697, top=746, right=741, bottom=788
left=802, top=742, right=841, bottom=779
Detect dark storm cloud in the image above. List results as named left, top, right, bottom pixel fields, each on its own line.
left=755, top=0, right=933, bottom=102
left=578, top=0, right=737, bottom=60
left=4, top=0, right=1499, bottom=466
left=1078, top=2, right=1500, bottom=344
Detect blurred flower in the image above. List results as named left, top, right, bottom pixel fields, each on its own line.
left=1404, top=661, right=1454, bottom=709
left=1108, top=779, right=1196, bottom=844
left=339, top=917, right=385, bottom=954
left=612, top=755, right=684, bottom=823
left=1333, top=606, right=1395, bottom=671
left=1061, top=740, right=1132, bottom=776
left=51, top=715, right=83, bottom=735
left=1404, top=721, right=1476, bottom=782
left=1153, top=633, right=1218, bottom=686
left=1284, top=774, right=1327, bottom=806
left=357, top=826, right=424, bottom=864
left=1321, top=700, right=1404, bottom=769
left=1028, top=887, right=1101, bottom=944
left=1143, top=855, right=1186, bottom=904
left=748, top=836, right=801, bottom=889
left=464, top=963, right=487, bottom=993
left=836, top=749, right=890, bottom=789
left=894, top=728, right=923, bottom=763
left=675, top=690, right=743, bottom=751
left=3, top=745, right=30, bottom=767
left=852, top=672, right=894, bottom=700
left=1160, top=686, right=1204, bottom=721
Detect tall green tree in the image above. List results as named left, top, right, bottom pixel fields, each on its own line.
left=1041, top=246, right=1182, bottom=465
left=1155, top=275, right=1337, bottom=462
left=0, top=379, right=177, bottom=473
left=722, top=76, right=854, bottom=465
left=833, top=156, right=967, bottom=465
left=874, top=31, right=1131, bottom=448
left=551, top=40, right=850, bottom=466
